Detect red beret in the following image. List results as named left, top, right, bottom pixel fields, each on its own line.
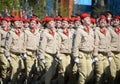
left=62, top=18, right=69, bottom=22
left=30, top=17, right=37, bottom=21
left=36, top=19, right=41, bottom=23
left=74, top=17, right=81, bottom=21
left=98, top=15, right=108, bottom=22
left=54, top=16, right=62, bottom=21
left=20, top=18, right=25, bottom=22
left=0, top=16, right=2, bottom=20
left=113, top=16, right=120, bottom=20
left=91, top=18, right=96, bottom=24
left=30, top=17, right=41, bottom=24
left=100, top=15, right=106, bottom=18
left=69, top=18, right=75, bottom=22
left=11, top=17, right=20, bottom=22
left=43, top=17, right=54, bottom=23
left=23, top=19, right=30, bottom=23
left=2, top=17, right=11, bottom=22
left=81, top=13, right=90, bottom=19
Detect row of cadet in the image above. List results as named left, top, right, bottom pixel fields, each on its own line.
left=0, top=12, right=120, bottom=84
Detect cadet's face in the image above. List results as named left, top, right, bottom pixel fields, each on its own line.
left=99, top=19, right=107, bottom=27
left=37, top=22, right=42, bottom=27
left=74, top=21, right=81, bottom=27
left=55, top=21, right=62, bottom=28
left=69, top=22, right=74, bottom=28
left=47, top=21, right=55, bottom=29
left=83, top=17, right=91, bottom=25
left=24, top=22, right=29, bottom=28
left=30, top=20, right=37, bottom=28
left=14, top=21, right=21, bottom=28
left=19, top=21, right=24, bottom=27
left=107, top=13, right=112, bottom=20
left=90, top=23, right=96, bottom=28
left=1, top=20, right=8, bottom=28
left=112, top=19, right=120, bottom=27
left=110, top=20, right=114, bottom=26
left=8, top=22, right=11, bottom=27
left=62, top=21, right=69, bottom=29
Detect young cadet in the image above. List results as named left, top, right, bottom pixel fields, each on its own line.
left=57, top=18, right=73, bottom=84
left=4, top=17, right=26, bottom=84
left=72, top=13, right=94, bottom=84
left=93, top=15, right=116, bottom=84
left=109, top=16, right=120, bottom=84
left=38, top=17, right=59, bottom=84
left=0, top=17, right=11, bottom=83
left=24, top=16, right=42, bottom=83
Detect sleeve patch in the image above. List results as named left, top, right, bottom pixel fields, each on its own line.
left=6, top=32, right=10, bottom=40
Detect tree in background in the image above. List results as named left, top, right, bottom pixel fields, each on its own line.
left=0, top=0, right=24, bottom=14
left=28, top=0, right=46, bottom=19
left=0, top=0, right=74, bottom=18
left=0, top=0, right=47, bottom=19
left=91, top=0, right=107, bottom=18
left=0, top=0, right=111, bottom=19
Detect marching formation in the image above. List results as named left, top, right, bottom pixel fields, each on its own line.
left=0, top=12, right=120, bottom=84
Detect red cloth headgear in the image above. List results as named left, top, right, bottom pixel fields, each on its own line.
left=81, top=13, right=90, bottom=19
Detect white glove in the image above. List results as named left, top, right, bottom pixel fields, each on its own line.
left=6, top=56, right=11, bottom=61
left=74, top=57, right=79, bottom=63
left=108, top=57, right=113, bottom=61
left=55, top=57, right=62, bottom=63
left=92, top=57, right=99, bottom=62
left=41, top=59, right=46, bottom=64
left=36, top=67, right=40, bottom=72
left=22, top=54, right=27, bottom=59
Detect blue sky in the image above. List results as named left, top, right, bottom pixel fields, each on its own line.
left=74, top=0, right=92, bottom=5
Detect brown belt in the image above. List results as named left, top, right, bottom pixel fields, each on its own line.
left=11, top=52, right=22, bottom=56
left=46, top=52, right=56, bottom=56
left=26, top=49, right=37, bottom=53
left=61, top=53, right=71, bottom=55
left=1, top=46, right=5, bottom=48
left=79, top=50, right=92, bottom=54
left=98, top=52, right=108, bottom=55
left=112, top=51, right=120, bottom=54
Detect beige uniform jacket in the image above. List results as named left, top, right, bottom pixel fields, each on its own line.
left=108, top=27, right=120, bottom=52
left=69, top=28, right=75, bottom=36
left=38, top=28, right=59, bottom=59
left=0, top=29, right=8, bottom=47
left=5, top=28, right=26, bottom=56
left=58, top=29, right=73, bottom=54
left=94, top=27, right=112, bottom=56
left=72, top=26, right=94, bottom=58
left=25, top=28, right=41, bottom=51
left=0, top=28, right=9, bottom=53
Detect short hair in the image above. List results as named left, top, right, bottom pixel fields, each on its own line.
left=105, top=11, right=113, bottom=17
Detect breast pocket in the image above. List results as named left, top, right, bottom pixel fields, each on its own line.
left=62, top=36, right=68, bottom=42
left=13, top=38, right=19, bottom=45
left=60, top=37, right=67, bottom=48
left=27, top=35, right=33, bottom=41
left=47, top=37, right=54, bottom=43
left=111, top=37, right=117, bottom=43
left=81, top=35, right=88, bottom=42
left=99, top=36, right=106, bottom=44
